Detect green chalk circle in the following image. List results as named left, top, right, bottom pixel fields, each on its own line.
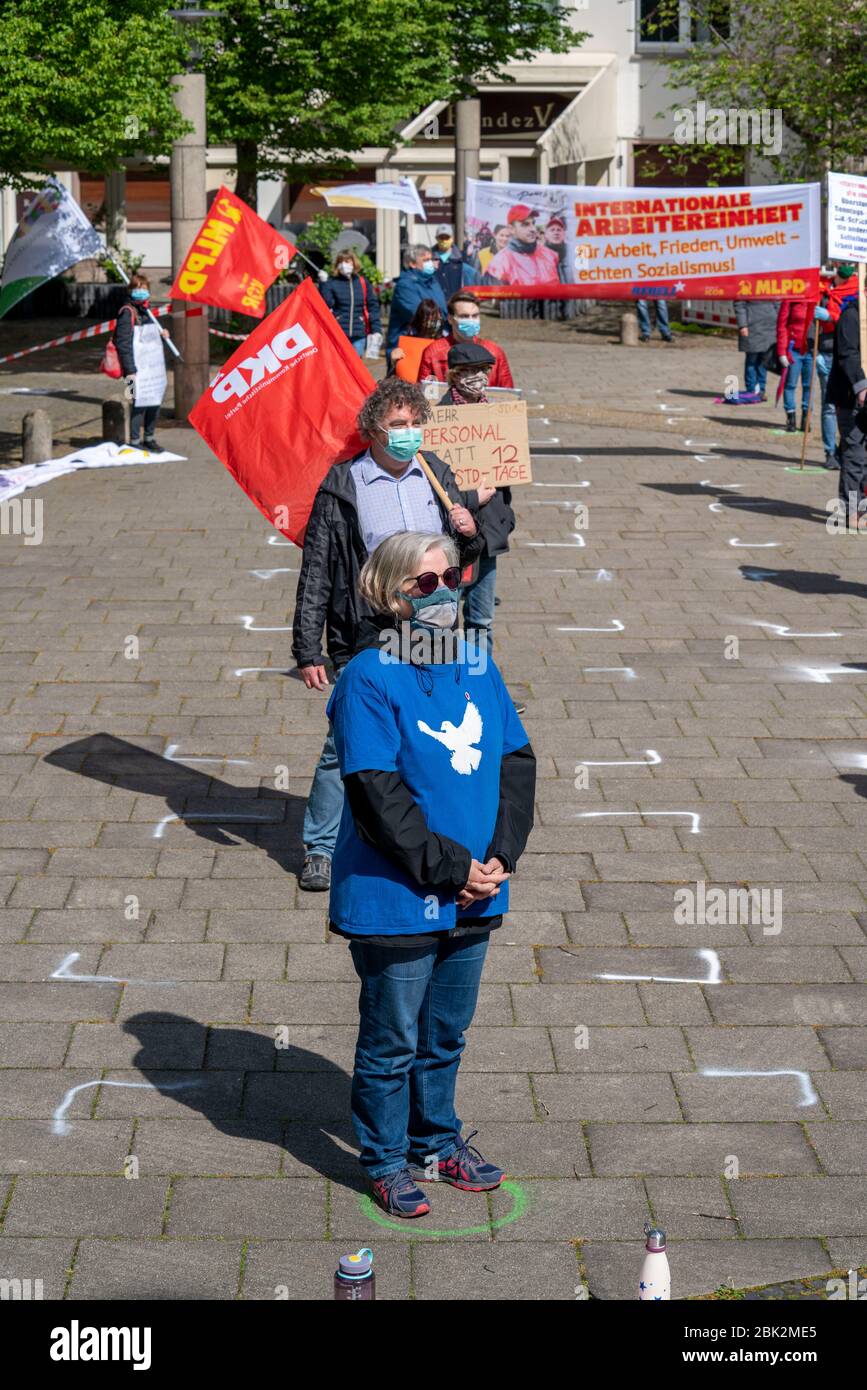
left=783, top=465, right=827, bottom=474
left=358, top=1178, right=528, bottom=1238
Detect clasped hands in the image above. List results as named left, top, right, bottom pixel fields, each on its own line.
left=456, top=856, right=510, bottom=911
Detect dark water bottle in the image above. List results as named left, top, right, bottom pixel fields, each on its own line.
left=334, top=1247, right=375, bottom=1300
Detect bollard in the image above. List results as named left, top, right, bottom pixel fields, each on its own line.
left=21, top=409, right=53, bottom=465
left=621, top=310, right=639, bottom=347
left=102, top=398, right=130, bottom=445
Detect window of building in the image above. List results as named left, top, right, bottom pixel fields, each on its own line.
left=637, top=1, right=729, bottom=49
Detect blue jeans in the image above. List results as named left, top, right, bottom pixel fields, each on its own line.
left=783, top=349, right=813, bottom=413
left=462, top=553, right=497, bottom=658
left=636, top=298, right=672, bottom=340
left=302, top=670, right=344, bottom=857
left=744, top=352, right=767, bottom=394
left=130, top=405, right=159, bottom=443
left=815, top=350, right=838, bottom=457
left=352, top=337, right=366, bottom=357
left=348, top=931, right=490, bottom=1178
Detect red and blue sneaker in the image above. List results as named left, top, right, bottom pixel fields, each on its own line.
left=369, top=1166, right=431, bottom=1219
left=412, top=1131, right=505, bottom=1192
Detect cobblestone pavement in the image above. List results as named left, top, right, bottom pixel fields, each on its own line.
left=1, top=316, right=866, bottom=1300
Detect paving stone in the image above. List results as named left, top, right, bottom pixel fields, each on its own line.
left=0, top=1239, right=76, bottom=1300
left=242, top=1239, right=410, bottom=1300
left=413, top=1239, right=579, bottom=1299
left=0, top=1119, right=133, bottom=1175
left=731, top=1179, right=867, bottom=1237
left=0, top=1022, right=71, bottom=1067
left=490, top=1176, right=648, bottom=1241
left=531, top=1073, right=681, bottom=1122
left=549, top=1025, right=690, bottom=1072
left=583, top=1238, right=831, bottom=1300
left=805, top=1123, right=867, bottom=1176
left=69, top=1238, right=243, bottom=1300
left=587, top=1123, right=818, bottom=1177
left=3, top=1176, right=169, bottom=1237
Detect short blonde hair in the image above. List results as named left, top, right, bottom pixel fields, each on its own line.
left=331, top=250, right=361, bottom=276
left=358, top=531, right=459, bottom=616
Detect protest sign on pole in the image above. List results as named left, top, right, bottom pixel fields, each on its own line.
left=827, top=171, right=867, bottom=371
left=170, top=185, right=295, bottom=318
left=0, top=178, right=105, bottom=319
left=421, top=399, right=532, bottom=491
left=311, top=178, right=426, bottom=220
left=465, top=178, right=821, bottom=301
left=189, top=278, right=374, bottom=544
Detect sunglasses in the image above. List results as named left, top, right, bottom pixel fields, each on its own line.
left=406, top=565, right=462, bottom=596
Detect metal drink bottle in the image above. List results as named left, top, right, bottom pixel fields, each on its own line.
left=334, top=1247, right=375, bottom=1300
left=639, top=1223, right=670, bottom=1300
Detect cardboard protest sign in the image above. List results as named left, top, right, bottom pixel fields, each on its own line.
left=170, top=185, right=294, bottom=318
left=827, top=172, right=867, bottom=263
left=189, top=278, right=374, bottom=544
left=422, top=399, right=532, bottom=491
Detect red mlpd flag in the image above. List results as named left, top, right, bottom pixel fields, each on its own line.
left=189, top=277, right=376, bottom=545
left=170, top=185, right=295, bottom=318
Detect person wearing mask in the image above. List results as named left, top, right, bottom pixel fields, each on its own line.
left=635, top=297, right=673, bottom=343
left=734, top=298, right=781, bottom=400
left=385, top=244, right=449, bottom=365
left=327, top=529, right=536, bottom=1217
left=816, top=263, right=858, bottom=468
left=320, top=251, right=382, bottom=357
left=388, top=298, right=445, bottom=379
left=114, top=273, right=170, bottom=451
left=776, top=292, right=828, bottom=433
left=828, top=287, right=867, bottom=528
left=433, top=225, right=476, bottom=299
left=485, top=205, right=559, bottom=288
left=439, top=343, right=515, bottom=664
left=292, top=378, right=481, bottom=892
left=417, top=290, right=514, bottom=388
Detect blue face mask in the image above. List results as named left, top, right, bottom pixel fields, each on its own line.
left=456, top=318, right=481, bottom=338
left=420, top=260, right=436, bottom=276
left=383, top=426, right=423, bottom=463
left=396, top=585, right=459, bottom=629
left=130, top=288, right=149, bottom=303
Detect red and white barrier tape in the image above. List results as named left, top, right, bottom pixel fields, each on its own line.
left=207, top=326, right=249, bottom=340
left=0, top=304, right=205, bottom=366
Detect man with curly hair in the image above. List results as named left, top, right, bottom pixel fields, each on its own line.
left=291, top=377, right=482, bottom=891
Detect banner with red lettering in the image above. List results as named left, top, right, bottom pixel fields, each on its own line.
left=189, top=278, right=374, bottom=544
left=465, top=179, right=821, bottom=301
left=170, top=185, right=295, bottom=318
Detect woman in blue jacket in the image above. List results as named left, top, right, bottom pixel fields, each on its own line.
left=327, top=529, right=536, bottom=1218
left=320, top=251, right=382, bottom=356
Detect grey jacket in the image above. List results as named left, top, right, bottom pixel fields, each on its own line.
left=734, top=300, right=781, bottom=354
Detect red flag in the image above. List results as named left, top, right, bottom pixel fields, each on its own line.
left=170, top=185, right=294, bottom=318
left=189, top=278, right=375, bottom=544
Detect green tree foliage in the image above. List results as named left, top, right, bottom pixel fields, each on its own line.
left=0, top=0, right=190, bottom=189
left=647, top=0, right=867, bottom=182
left=445, top=0, right=579, bottom=96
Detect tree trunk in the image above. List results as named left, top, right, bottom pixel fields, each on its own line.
left=234, top=139, right=259, bottom=209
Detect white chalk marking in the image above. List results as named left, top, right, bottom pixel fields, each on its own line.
left=530, top=436, right=561, bottom=444
left=701, top=1068, right=818, bottom=1108
left=527, top=536, right=586, bottom=548
left=708, top=502, right=724, bottom=513
left=693, top=454, right=724, bottom=463
left=532, top=480, right=589, bottom=487
left=739, top=621, right=841, bottom=639
left=527, top=500, right=580, bottom=508
left=792, top=665, right=867, bottom=684
left=576, top=809, right=701, bottom=834
left=584, top=666, right=636, bottom=680
left=233, top=666, right=289, bottom=677
left=153, top=812, right=281, bottom=840
left=50, top=951, right=177, bottom=987
left=580, top=750, right=661, bottom=767
left=685, top=440, right=721, bottom=450
left=658, top=404, right=687, bottom=412
left=267, top=536, right=298, bottom=547
left=700, top=481, right=743, bottom=490
left=728, top=538, right=780, bottom=548
left=598, top=948, right=721, bottom=986
left=238, top=614, right=292, bottom=632
left=557, top=619, right=624, bottom=632
left=595, top=569, right=613, bottom=581
left=248, top=568, right=297, bottom=580
left=163, top=743, right=250, bottom=766
left=52, top=1078, right=200, bottom=1136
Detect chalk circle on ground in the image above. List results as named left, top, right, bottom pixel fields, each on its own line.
left=783, top=466, right=828, bottom=475
left=358, top=1178, right=527, bottom=1238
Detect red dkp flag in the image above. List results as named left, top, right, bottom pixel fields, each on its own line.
left=189, top=277, right=375, bottom=544
left=170, top=185, right=294, bottom=318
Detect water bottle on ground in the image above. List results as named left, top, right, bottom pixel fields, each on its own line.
left=639, top=1223, right=670, bottom=1300
left=334, top=1247, right=375, bottom=1300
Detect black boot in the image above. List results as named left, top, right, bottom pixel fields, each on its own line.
left=799, top=408, right=808, bottom=432
left=785, top=411, right=797, bottom=432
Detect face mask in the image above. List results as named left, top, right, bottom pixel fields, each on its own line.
left=420, top=260, right=436, bottom=276
left=397, top=586, right=459, bottom=629
left=438, top=239, right=453, bottom=253
left=837, top=264, right=856, bottom=280
left=130, top=288, right=149, bottom=302
left=383, top=425, right=423, bottom=463
left=338, top=261, right=353, bottom=276
left=454, top=371, right=489, bottom=400
left=455, top=318, right=481, bottom=338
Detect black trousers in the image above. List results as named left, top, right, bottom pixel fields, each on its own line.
left=130, top=405, right=159, bottom=444
left=837, top=407, right=867, bottom=515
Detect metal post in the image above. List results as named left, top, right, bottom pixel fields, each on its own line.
left=169, top=71, right=210, bottom=419
left=455, top=98, right=481, bottom=247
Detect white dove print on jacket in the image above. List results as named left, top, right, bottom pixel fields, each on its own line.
left=417, top=701, right=483, bottom=775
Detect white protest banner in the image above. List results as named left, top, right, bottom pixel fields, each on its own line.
left=465, top=178, right=821, bottom=301
left=132, top=322, right=168, bottom=407
left=311, top=178, right=426, bottom=220
left=827, top=172, right=867, bottom=263
left=0, top=443, right=184, bottom=502
left=422, top=399, right=531, bottom=491
left=0, top=177, right=105, bottom=318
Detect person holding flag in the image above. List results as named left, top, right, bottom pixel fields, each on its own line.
left=114, top=273, right=170, bottom=451
left=319, top=250, right=382, bottom=357
left=291, top=377, right=482, bottom=892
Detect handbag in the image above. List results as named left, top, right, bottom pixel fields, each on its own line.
left=99, top=303, right=136, bottom=379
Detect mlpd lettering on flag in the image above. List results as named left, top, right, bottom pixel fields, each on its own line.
left=170, top=185, right=295, bottom=318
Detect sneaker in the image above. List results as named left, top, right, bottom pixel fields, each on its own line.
left=412, top=1130, right=505, bottom=1192
left=143, top=439, right=165, bottom=454
left=299, top=853, right=331, bottom=891
left=370, top=1167, right=431, bottom=1218
left=823, top=453, right=841, bottom=470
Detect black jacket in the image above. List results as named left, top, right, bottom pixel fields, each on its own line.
left=828, top=299, right=867, bottom=411
left=319, top=273, right=382, bottom=341
left=343, top=613, right=536, bottom=890
left=114, top=300, right=140, bottom=376
left=292, top=450, right=482, bottom=672
left=438, top=387, right=516, bottom=558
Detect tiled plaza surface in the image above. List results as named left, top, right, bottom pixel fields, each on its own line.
left=1, top=315, right=866, bottom=1300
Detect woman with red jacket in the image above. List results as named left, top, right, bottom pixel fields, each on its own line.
left=776, top=296, right=821, bottom=433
